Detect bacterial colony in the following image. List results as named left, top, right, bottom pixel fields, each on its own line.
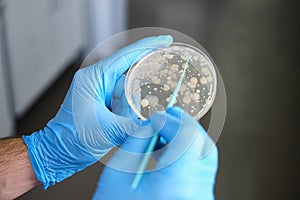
left=126, top=44, right=216, bottom=120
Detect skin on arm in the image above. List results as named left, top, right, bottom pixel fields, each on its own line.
left=0, top=137, right=39, bottom=200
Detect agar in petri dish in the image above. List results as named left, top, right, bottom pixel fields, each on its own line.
left=125, top=42, right=217, bottom=120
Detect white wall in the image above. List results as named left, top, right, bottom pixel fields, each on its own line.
left=0, top=0, right=128, bottom=137
left=87, top=0, right=128, bottom=53
left=4, top=0, right=128, bottom=116
left=4, top=0, right=85, bottom=115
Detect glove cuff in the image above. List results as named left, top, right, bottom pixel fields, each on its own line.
left=22, top=128, right=98, bottom=190
left=22, top=133, right=53, bottom=190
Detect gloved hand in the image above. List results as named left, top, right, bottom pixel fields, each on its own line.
left=93, top=107, right=218, bottom=200
left=22, top=35, right=173, bottom=189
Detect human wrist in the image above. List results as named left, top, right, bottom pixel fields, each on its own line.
left=22, top=131, right=52, bottom=189
left=0, top=137, right=39, bottom=199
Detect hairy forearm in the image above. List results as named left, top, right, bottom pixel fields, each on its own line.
left=0, top=137, right=39, bottom=200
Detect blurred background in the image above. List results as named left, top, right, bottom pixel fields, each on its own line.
left=0, top=0, right=299, bottom=199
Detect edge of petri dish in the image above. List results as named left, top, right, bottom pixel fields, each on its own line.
left=125, top=42, right=218, bottom=120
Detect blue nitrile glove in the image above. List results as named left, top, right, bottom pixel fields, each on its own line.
left=22, top=35, right=174, bottom=189
left=93, top=107, right=218, bottom=200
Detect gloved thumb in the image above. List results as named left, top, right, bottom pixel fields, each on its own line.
left=156, top=107, right=218, bottom=167
left=101, top=111, right=179, bottom=173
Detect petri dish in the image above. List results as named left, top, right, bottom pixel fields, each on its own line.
left=125, top=42, right=217, bottom=120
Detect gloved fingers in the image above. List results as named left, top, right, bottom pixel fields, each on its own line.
left=101, top=108, right=216, bottom=174
left=101, top=123, right=155, bottom=173
left=168, top=108, right=218, bottom=159
left=153, top=107, right=218, bottom=165
left=111, top=74, right=175, bottom=151
left=101, top=35, right=173, bottom=80
left=119, top=126, right=154, bottom=153
left=165, top=106, right=183, bottom=119
left=111, top=74, right=136, bottom=118
left=157, top=107, right=208, bottom=144
left=73, top=96, right=145, bottom=161
left=112, top=74, right=126, bottom=100
left=94, top=100, right=144, bottom=145
left=150, top=107, right=182, bottom=142
left=110, top=112, right=178, bottom=171
left=113, top=108, right=189, bottom=155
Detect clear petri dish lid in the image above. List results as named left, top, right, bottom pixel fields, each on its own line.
left=125, top=42, right=217, bottom=120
